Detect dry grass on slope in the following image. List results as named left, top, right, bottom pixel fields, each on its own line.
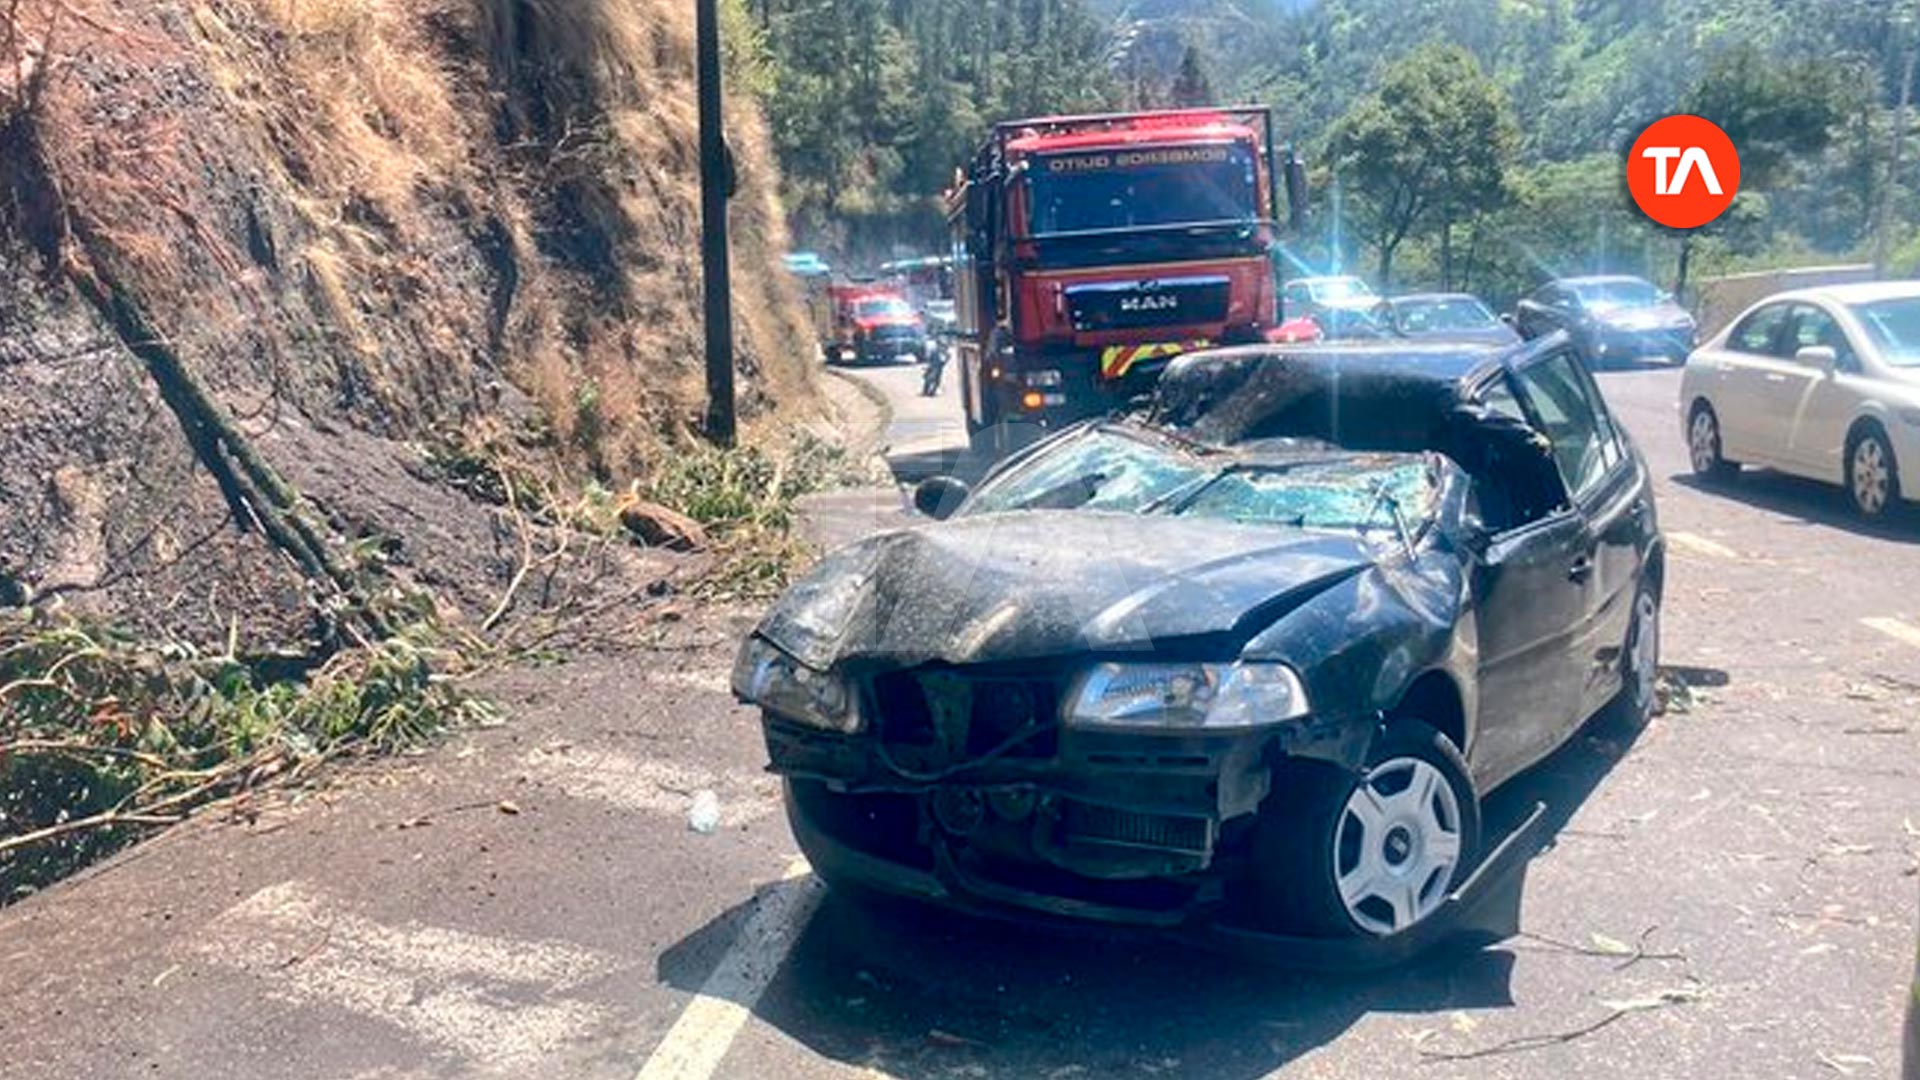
left=0, top=0, right=825, bottom=646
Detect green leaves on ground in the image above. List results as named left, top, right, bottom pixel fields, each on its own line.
left=0, top=613, right=493, bottom=901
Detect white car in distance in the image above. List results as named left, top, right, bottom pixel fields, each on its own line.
left=1680, top=281, right=1920, bottom=519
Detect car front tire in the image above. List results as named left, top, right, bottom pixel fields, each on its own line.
left=1688, top=401, right=1739, bottom=482
left=1249, top=721, right=1481, bottom=938
left=1846, top=425, right=1901, bottom=520
left=1613, top=582, right=1662, bottom=731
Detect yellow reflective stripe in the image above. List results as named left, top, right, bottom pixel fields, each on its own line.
left=1099, top=340, right=1213, bottom=380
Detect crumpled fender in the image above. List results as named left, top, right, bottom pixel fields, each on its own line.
left=1240, top=539, right=1476, bottom=770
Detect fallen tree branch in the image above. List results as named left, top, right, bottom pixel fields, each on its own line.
left=0, top=644, right=104, bottom=700
left=0, top=808, right=185, bottom=858
left=1513, top=926, right=1686, bottom=970
left=1417, top=988, right=1701, bottom=1063
left=0, top=739, right=169, bottom=769
left=482, top=468, right=534, bottom=633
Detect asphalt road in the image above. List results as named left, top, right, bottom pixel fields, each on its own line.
left=3, top=357, right=1917, bottom=1080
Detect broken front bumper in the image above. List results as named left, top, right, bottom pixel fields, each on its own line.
left=768, top=713, right=1287, bottom=900
left=783, top=776, right=1548, bottom=970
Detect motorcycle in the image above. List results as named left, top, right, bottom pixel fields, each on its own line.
left=920, top=334, right=948, bottom=397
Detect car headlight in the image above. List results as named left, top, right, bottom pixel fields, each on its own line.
left=732, top=636, right=863, bottom=733
left=1063, top=661, right=1309, bottom=730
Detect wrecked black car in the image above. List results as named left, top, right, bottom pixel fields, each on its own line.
left=734, top=338, right=1664, bottom=944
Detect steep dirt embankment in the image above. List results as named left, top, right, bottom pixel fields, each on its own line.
left=0, top=0, right=819, bottom=649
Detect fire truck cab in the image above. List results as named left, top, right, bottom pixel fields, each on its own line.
left=947, top=107, right=1302, bottom=456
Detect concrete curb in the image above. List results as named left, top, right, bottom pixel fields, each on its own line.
left=822, top=367, right=896, bottom=484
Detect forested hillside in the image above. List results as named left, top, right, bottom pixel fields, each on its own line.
left=751, top=0, right=1920, bottom=303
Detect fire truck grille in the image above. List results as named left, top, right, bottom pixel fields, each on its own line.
left=1067, top=275, right=1231, bottom=333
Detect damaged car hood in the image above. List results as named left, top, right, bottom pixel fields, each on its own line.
left=757, top=512, right=1376, bottom=669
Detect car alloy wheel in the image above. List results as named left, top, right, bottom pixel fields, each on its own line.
left=1332, top=756, right=1465, bottom=936
left=1849, top=431, right=1897, bottom=518
left=1689, top=406, right=1735, bottom=480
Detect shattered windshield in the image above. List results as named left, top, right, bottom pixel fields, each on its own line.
left=964, top=425, right=1438, bottom=533
left=855, top=297, right=914, bottom=320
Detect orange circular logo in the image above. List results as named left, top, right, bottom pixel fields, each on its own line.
left=1626, top=115, right=1740, bottom=229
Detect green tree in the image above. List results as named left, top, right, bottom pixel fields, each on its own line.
left=1326, top=44, right=1518, bottom=288
left=1663, top=44, right=1846, bottom=294
left=1169, top=44, right=1216, bottom=107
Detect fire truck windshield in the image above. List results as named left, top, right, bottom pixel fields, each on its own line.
left=1025, top=142, right=1260, bottom=237
left=854, top=297, right=914, bottom=320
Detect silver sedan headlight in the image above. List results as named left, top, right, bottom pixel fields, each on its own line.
left=1063, top=661, right=1309, bottom=731
left=732, top=636, right=863, bottom=733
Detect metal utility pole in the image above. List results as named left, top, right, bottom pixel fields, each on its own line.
left=696, top=0, right=736, bottom=446
left=1877, top=11, right=1918, bottom=277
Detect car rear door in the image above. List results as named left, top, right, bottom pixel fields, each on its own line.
left=1713, top=302, right=1795, bottom=463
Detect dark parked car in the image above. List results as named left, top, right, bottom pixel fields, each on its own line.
left=1513, top=275, right=1696, bottom=367
left=734, top=338, right=1664, bottom=943
left=1375, top=292, right=1521, bottom=347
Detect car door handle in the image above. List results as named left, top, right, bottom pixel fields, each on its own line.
left=1568, top=558, right=1594, bottom=583
left=1764, top=373, right=1788, bottom=383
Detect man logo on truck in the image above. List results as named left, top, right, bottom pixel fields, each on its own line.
left=1119, top=293, right=1179, bottom=314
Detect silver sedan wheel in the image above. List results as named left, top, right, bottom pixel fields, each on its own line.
left=1689, top=409, right=1721, bottom=475
left=1853, top=436, right=1891, bottom=516
left=1333, top=757, right=1464, bottom=936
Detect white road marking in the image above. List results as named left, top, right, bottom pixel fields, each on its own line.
left=636, top=858, right=823, bottom=1080
left=203, top=882, right=618, bottom=1075
left=1862, top=616, right=1920, bottom=650
left=1668, top=531, right=1739, bottom=560
left=520, top=747, right=779, bottom=828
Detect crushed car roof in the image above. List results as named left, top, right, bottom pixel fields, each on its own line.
left=1151, top=342, right=1515, bottom=451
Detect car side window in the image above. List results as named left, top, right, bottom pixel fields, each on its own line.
left=1730, top=303, right=1791, bottom=356
left=1786, top=304, right=1858, bottom=369
left=1513, top=352, right=1615, bottom=500
left=1458, top=375, right=1570, bottom=534
left=1479, top=378, right=1528, bottom=422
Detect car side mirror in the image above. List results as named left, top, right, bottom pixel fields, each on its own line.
left=1795, top=344, right=1838, bottom=373
left=1499, top=312, right=1516, bottom=326
left=913, top=475, right=970, bottom=520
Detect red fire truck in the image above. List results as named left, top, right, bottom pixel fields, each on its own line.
left=946, top=106, right=1302, bottom=455
left=824, top=282, right=929, bottom=366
